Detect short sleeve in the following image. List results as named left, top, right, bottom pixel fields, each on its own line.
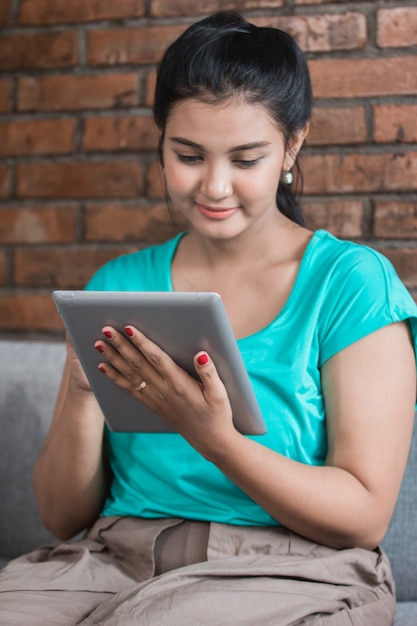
left=318, top=246, right=417, bottom=366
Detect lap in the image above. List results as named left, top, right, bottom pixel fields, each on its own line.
left=0, top=590, right=111, bottom=626
left=82, top=556, right=395, bottom=626
left=0, top=517, right=396, bottom=626
left=0, top=518, right=138, bottom=625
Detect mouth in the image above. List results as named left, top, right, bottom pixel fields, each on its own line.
left=196, top=204, right=239, bottom=220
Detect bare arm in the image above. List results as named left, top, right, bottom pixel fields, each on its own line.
left=98, top=320, right=416, bottom=549
left=32, top=338, right=109, bottom=540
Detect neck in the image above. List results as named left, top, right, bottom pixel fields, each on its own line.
left=185, top=213, right=301, bottom=268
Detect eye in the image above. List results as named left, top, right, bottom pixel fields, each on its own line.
left=234, top=158, right=261, bottom=169
left=176, top=154, right=202, bottom=165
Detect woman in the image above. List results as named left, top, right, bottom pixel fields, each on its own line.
left=1, top=11, right=416, bottom=625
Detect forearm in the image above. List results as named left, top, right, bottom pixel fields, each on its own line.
left=33, top=385, right=107, bottom=541
left=207, top=433, right=389, bottom=550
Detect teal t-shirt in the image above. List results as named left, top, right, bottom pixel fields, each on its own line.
left=86, top=229, right=417, bottom=526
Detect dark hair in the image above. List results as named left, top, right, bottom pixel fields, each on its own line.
left=153, top=11, right=313, bottom=226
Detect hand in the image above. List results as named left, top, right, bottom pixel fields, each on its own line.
left=94, top=325, right=237, bottom=456
left=65, top=334, right=92, bottom=393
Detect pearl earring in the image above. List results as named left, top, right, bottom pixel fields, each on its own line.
left=281, top=169, right=293, bottom=185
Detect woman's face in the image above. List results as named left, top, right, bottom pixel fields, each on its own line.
left=162, top=97, right=294, bottom=242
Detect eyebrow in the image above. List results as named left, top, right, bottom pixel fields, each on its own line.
left=169, top=137, right=271, bottom=153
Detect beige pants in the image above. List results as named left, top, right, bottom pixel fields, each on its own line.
left=0, top=516, right=396, bottom=625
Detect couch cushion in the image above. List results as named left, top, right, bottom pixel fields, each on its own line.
left=382, top=413, right=417, bottom=602
left=0, top=340, right=66, bottom=560
left=394, top=602, right=417, bottom=626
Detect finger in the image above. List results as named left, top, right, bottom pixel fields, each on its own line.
left=97, top=360, right=137, bottom=393
left=194, top=351, right=228, bottom=404
left=124, top=326, right=208, bottom=401
left=96, top=330, right=144, bottom=374
left=97, top=326, right=160, bottom=391
left=123, top=325, right=180, bottom=377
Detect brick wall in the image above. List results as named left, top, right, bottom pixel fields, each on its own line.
left=1, top=0, right=417, bottom=336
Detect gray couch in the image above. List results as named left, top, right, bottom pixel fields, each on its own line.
left=1, top=339, right=417, bottom=624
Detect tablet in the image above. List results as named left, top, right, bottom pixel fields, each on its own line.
left=52, top=290, right=266, bottom=435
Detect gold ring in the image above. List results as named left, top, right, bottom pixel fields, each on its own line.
left=135, top=381, right=147, bottom=392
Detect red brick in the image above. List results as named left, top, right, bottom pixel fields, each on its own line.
left=302, top=152, right=417, bottom=195
left=374, top=202, right=417, bottom=239
left=14, top=247, right=131, bottom=288
left=151, top=0, right=283, bottom=17
left=294, top=0, right=360, bottom=3
left=0, top=119, right=76, bottom=157
left=378, top=248, right=417, bottom=289
left=16, top=162, right=143, bottom=199
left=19, top=0, right=145, bottom=25
left=0, top=166, right=10, bottom=198
left=87, top=25, right=185, bottom=66
left=85, top=201, right=185, bottom=242
left=83, top=115, right=158, bottom=152
left=0, top=80, right=11, bottom=113
left=0, top=252, right=6, bottom=285
left=0, top=206, right=77, bottom=244
left=374, top=105, right=417, bottom=144
left=303, top=200, right=364, bottom=238
left=307, top=106, right=367, bottom=146
left=377, top=8, right=417, bottom=48
left=0, top=32, right=78, bottom=72
left=17, top=74, right=139, bottom=112
left=255, top=13, right=366, bottom=52
left=309, top=57, right=417, bottom=99
left=146, top=70, right=157, bottom=107
left=0, top=1, right=11, bottom=26
left=0, top=294, right=62, bottom=331
left=146, top=161, right=165, bottom=199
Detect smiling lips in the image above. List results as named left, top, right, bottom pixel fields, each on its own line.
left=197, top=204, right=239, bottom=219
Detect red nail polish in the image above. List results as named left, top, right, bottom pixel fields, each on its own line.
left=103, top=330, right=112, bottom=339
left=197, top=353, right=209, bottom=366
left=98, top=365, right=106, bottom=374
left=125, top=326, right=134, bottom=337
left=95, top=344, right=105, bottom=354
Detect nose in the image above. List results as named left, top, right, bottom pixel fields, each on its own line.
left=200, top=163, right=233, bottom=200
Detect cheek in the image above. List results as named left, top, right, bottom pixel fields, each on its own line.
left=261, top=162, right=282, bottom=195
left=239, top=166, right=280, bottom=202
left=164, top=166, right=196, bottom=198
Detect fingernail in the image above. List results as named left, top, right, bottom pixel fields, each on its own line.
left=103, top=330, right=112, bottom=339
left=95, top=344, right=105, bottom=354
left=125, top=326, right=134, bottom=337
left=98, top=365, right=106, bottom=374
left=197, top=353, right=209, bottom=366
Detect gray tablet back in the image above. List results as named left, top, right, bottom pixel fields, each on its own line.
left=52, top=291, right=266, bottom=435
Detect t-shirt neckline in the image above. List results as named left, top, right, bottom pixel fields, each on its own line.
left=167, top=229, right=323, bottom=343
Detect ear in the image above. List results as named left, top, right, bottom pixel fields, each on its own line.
left=285, top=122, right=310, bottom=170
